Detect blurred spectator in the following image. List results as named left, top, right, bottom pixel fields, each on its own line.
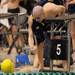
left=7, top=0, right=27, bottom=13
left=1, top=0, right=26, bottom=54
left=25, top=0, right=38, bottom=15
left=53, top=0, right=65, bottom=5
left=0, top=0, right=8, bottom=50
left=35, top=0, right=48, bottom=6
left=36, top=0, right=66, bottom=6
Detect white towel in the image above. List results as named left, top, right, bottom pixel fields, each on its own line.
left=0, top=4, right=10, bottom=29
left=0, top=19, right=10, bottom=29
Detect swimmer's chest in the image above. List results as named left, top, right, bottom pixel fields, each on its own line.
left=32, top=19, right=47, bottom=32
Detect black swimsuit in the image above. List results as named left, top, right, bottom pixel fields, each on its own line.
left=8, top=7, right=20, bottom=13
left=32, top=19, right=50, bottom=45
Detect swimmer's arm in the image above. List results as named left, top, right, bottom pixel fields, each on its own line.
left=28, top=15, right=34, bottom=48
left=69, top=0, right=75, bottom=4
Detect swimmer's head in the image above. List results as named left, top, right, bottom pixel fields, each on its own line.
left=32, top=5, right=44, bottom=22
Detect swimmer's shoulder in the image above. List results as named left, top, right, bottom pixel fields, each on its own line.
left=28, top=15, right=33, bottom=26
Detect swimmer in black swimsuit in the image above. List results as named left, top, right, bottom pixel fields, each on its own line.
left=28, top=6, right=44, bottom=70
left=32, top=17, right=50, bottom=45
left=28, top=5, right=51, bottom=70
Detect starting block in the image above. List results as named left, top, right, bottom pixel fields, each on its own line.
left=44, top=19, right=72, bottom=71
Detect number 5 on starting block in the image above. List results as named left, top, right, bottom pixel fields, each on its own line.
left=51, top=39, right=68, bottom=60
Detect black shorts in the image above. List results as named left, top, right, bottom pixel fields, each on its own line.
left=34, top=33, right=44, bottom=45
left=8, top=8, right=20, bottom=25
left=68, top=4, right=75, bottom=14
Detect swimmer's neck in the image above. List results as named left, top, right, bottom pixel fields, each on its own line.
left=32, top=15, right=45, bottom=22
